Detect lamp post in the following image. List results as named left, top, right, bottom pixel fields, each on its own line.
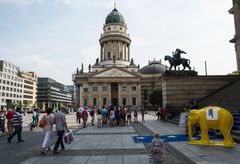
left=204, top=60, right=207, bottom=76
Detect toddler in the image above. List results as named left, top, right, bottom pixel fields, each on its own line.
left=149, top=132, right=163, bottom=159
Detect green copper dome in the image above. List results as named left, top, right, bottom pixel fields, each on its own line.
left=140, top=61, right=167, bottom=74
left=105, top=8, right=125, bottom=24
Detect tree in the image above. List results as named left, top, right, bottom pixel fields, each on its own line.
left=17, top=101, right=22, bottom=109
left=227, top=71, right=240, bottom=75
left=23, top=100, right=29, bottom=107
left=149, top=88, right=162, bottom=110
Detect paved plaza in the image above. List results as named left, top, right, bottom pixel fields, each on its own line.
left=19, top=113, right=182, bottom=164
left=1, top=113, right=240, bottom=164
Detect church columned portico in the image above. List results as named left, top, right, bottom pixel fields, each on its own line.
left=75, top=80, right=141, bottom=107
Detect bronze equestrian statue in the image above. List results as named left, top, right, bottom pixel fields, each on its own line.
left=164, top=48, right=191, bottom=71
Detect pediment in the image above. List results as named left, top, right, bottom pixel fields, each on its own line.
left=92, top=68, right=136, bottom=78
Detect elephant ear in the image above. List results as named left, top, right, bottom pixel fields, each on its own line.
left=189, top=110, right=200, bottom=119
left=189, top=110, right=198, bottom=115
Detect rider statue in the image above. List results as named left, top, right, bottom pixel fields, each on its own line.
left=172, top=48, right=186, bottom=64
left=164, top=48, right=191, bottom=71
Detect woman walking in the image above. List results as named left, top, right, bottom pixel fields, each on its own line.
left=41, top=108, right=54, bottom=155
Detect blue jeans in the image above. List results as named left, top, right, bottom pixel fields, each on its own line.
left=54, top=130, right=65, bottom=151
left=8, top=125, right=23, bottom=141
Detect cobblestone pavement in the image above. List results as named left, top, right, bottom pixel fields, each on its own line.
left=0, top=113, right=189, bottom=164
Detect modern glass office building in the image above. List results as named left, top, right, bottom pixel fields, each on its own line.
left=37, top=77, right=72, bottom=108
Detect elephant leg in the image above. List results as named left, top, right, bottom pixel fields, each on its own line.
left=200, top=122, right=210, bottom=144
left=188, top=122, right=193, bottom=141
left=221, top=128, right=234, bottom=146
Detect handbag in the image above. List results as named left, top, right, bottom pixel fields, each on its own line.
left=64, top=131, right=74, bottom=144
left=39, top=115, right=45, bottom=128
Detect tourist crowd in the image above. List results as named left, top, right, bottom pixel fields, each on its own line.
left=76, top=105, right=146, bottom=128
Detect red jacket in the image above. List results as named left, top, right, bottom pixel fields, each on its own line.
left=6, top=111, right=14, bottom=120
left=159, top=107, right=165, bottom=115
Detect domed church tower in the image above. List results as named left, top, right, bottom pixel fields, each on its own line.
left=74, top=4, right=141, bottom=107
left=94, top=5, right=132, bottom=69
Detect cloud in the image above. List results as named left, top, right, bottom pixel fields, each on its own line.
left=0, top=0, right=42, bottom=6
left=14, top=54, right=57, bottom=75
left=0, top=0, right=73, bottom=6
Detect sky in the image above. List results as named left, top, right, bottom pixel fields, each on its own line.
left=0, top=0, right=236, bottom=85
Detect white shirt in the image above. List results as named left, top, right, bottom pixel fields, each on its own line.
left=77, top=107, right=83, bottom=113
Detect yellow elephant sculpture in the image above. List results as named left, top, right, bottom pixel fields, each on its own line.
left=188, top=106, right=236, bottom=147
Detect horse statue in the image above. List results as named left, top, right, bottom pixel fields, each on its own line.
left=164, top=55, right=191, bottom=71
left=164, top=48, right=191, bottom=71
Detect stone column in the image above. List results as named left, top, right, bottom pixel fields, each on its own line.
left=138, top=83, right=141, bottom=106
left=79, top=84, right=83, bottom=106
left=128, top=44, right=130, bottom=61
left=118, top=83, right=121, bottom=106
left=102, top=43, right=105, bottom=61
left=88, top=83, right=91, bottom=106
left=75, top=85, right=79, bottom=107
left=98, top=84, right=101, bottom=106
left=104, top=42, right=107, bottom=60
left=100, top=44, right=102, bottom=61
left=124, top=43, right=126, bottom=61
left=234, top=2, right=240, bottom=72
left=108, top=83, right=111, bottom=105
left=128, top=84, right=131, bottom=106
left=229, top=1, right=240, bottom=72
left=100, top=43, right=104, bottom=61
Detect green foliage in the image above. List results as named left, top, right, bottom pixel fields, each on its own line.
left=149, top=88, right=162, bottom=107
left=227, top=71, right=240, bottom=75
left=23, top=100, right=29, bottom=106
left=18, top=101, right=22, bottom=107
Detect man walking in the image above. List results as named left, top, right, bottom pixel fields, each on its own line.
left=77, top=106, right=83, bottom=124
left=7, top=107, right=24, bottom=143
left=140, top=106, right=145, bottom=123
left=82, top=107, right=89, bottom=128
left=89, top=107, right=95, bottom=126
left=53, top=106, right=69, bottom=154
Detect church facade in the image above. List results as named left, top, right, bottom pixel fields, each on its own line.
left=73, top=7, right=167, bottom=108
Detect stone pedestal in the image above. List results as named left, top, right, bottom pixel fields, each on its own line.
left=164, top=70, right=198, bottom=76
left=161, top=75, right=238, bottom=115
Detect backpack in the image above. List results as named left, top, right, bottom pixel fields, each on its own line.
left=39, top=115, right=45, bottom=128
left=82, top=110, right=88, bottom=119
left=90, top=109, right=94, bottom=117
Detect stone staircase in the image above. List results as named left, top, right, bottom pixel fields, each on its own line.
left=167, top=115, right=180, bottom=125
left=167, top=78, right=240, bottom=142
left=232, top=112, right=240, bottom=142
left=198, top=78, right=240, bottom=113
